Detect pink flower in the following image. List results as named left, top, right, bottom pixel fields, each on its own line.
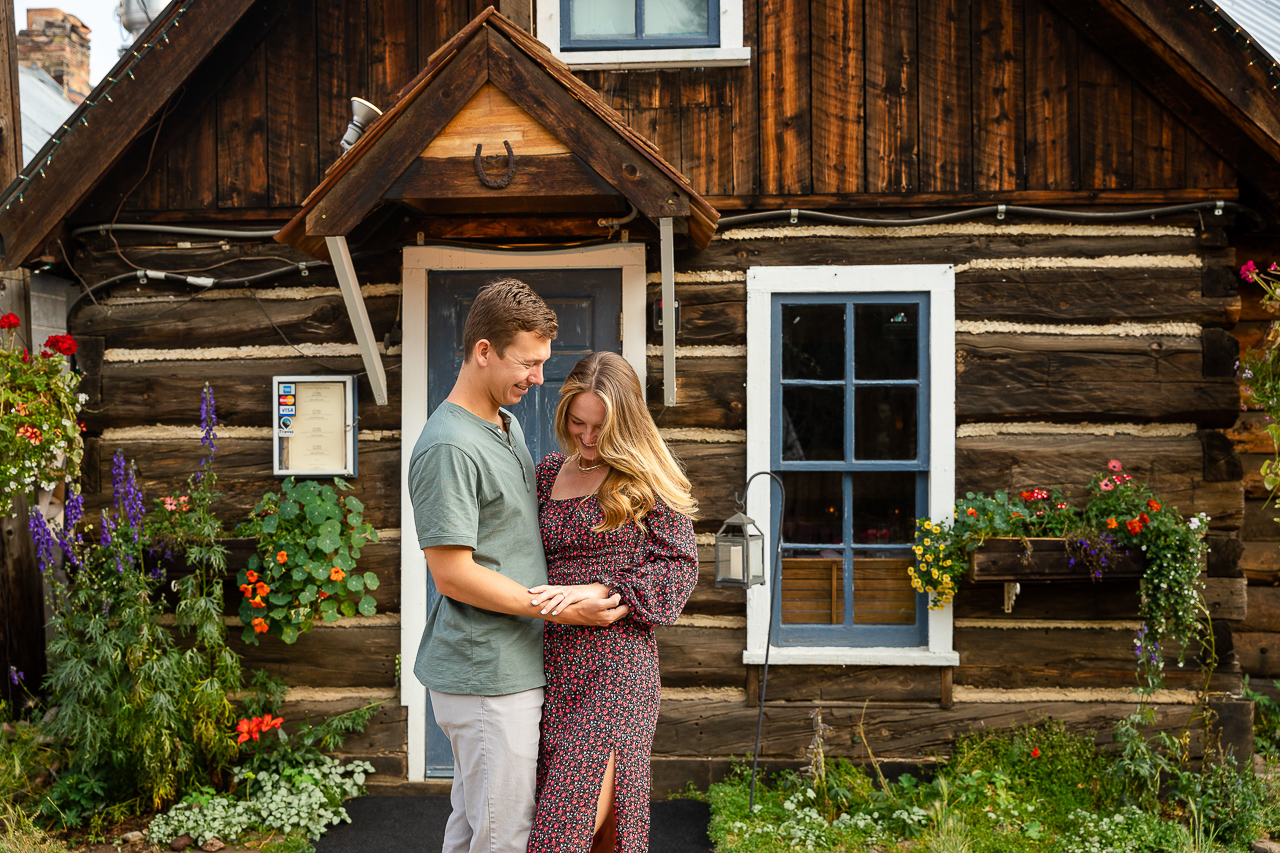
left=1241, top=260, right=1259, bottom=280
left=1099, top=479, right=1115, bottom=492
left=1107, top=460, right=1123, bottom=472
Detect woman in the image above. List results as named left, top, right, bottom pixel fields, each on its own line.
left=525, top=351, right=699, bottom=853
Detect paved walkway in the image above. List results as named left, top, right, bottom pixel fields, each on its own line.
left=316, top=796, right=713, bottom=853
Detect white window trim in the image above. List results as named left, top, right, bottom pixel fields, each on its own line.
left=535, top=0, right=751, bottom=69
left=399, top=244, right=647, bottom=781
left=743, top=264, right=959, bottom=667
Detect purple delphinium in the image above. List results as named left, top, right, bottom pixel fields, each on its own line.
left=200, top=384, right=218, bottom=454
left=8, top=666, right=21, bottom=686
left=28, top=510, right=58, bottom=573
left=111, top=450, right=146, bottom=543
left=59, top=491, right=84, bottom=569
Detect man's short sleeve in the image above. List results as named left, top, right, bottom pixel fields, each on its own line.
left=410, top=444, right=480, bottom=549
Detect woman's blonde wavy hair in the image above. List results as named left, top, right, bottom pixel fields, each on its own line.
left=554, top=351, right=697, bottom=532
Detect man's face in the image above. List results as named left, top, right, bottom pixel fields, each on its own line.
left=479, top=330, right=551, bottom=407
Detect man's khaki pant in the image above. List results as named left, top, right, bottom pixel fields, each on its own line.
left=430, top=687, right=545, bottom=853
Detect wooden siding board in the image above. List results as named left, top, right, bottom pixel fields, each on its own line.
left=317, top=0, right=370, bottom=175
left=864, top=0, right=917, bottom=191
left=811, top=0, right=865, bottom=194
left=1024, top=0, right=1079, bottom=190
left=1131, top=85, right=1185, bottom=190
left=972, top=0, right=1023, bottom=191
left=917, top=0, right=971, bottom=193
left=1186, top=125, right=1237, bottom=188
left=217, top=41, right=270, bottom=209
left=369, top=0, right=419, bottom=109
left=166, top=103, right=218, bottom=211
left=267, top=0, right=319, bottom=208
left=758, top=0, right=811, bottom=194
left=680, top=69, right=735, bottom=197
left=732, top=0, right=760, bottom=196
left=1078, top=41, right=1133, bottom=189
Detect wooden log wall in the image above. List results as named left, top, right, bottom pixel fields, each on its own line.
left=76, top=0, right=1237, bottom=226
left=61, top=216, right=1255, bottom=783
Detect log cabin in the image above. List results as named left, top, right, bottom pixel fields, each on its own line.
left=2, top=0, right=1279, bottom=792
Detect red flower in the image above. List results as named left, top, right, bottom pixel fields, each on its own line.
left=239, top=583, right=253, bottom=597
left=966, top=507, right=977, bottom=516
left=1107, top=518, right=1119, bottom=529
left=0, top=312, right=18, bottom=330
left=1146, top=499, right=1161, bottom=512
left=255, top=582, right=270, bottom=597
left=1030, top=747, right=1041, bottom=758
left=235, top=716, right=262, bottom=744
left=1107, top=460, right=1123, bottom=472
left=260, top=714, right=283, bottom=732
left=1126, top=518, right=1143, bottom=535
left=1138, top=512, right=1150, bottom=526
left=250, top=595, right=266, bottom=609
left=251, top=617, right=269, bottom=634
left=246, top=570, right=259, bottom=583
left=43, top=334, right=76, bottom=356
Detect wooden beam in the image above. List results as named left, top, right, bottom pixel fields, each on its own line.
left=486, top=27, right=692, bottom=220
left=0, top=0, right=259, bottom=268
left=306, top=30, right=491, bottom=237
left=326, top=236, right=388, bottom=406
left=0, top=0, right=21, bottom=184
left=385, top=153, right=622, bottom=200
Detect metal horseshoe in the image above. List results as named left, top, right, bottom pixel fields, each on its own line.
left=475, top=141, right=516, bottom=189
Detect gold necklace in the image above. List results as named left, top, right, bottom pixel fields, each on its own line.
left=576, top=453, right=605, bottom=475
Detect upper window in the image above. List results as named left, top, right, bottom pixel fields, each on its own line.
left=561, top=0, right=718, bottom=50
left=536, top=0, right=750, bottom=69
left=744, top=265, right=958, bottom=667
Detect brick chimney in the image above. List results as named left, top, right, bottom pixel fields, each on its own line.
left=18, top=8, right=91, bottom=104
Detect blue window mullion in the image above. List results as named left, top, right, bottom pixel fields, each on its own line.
left=843, top=473, right=854, bottom=628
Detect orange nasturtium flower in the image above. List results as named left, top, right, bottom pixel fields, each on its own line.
left=246, top=570, right=259, bottom=583
left=966, top=507, right=977, bottom=516
left=330, top=566, right=347, bottom=582
left=239, top=583, right=253, bottom=597
left=255, top=582, right=270, bottom=597
left=251, top=617, right=269, bottom=634
left=250, top=595, right=266, bottom=609
left=1106, top=518, right=1119, bottom=529
left=276, top=550, right=288, bottom=564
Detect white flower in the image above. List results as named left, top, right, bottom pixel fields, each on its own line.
left=1188, top=517, right=1201, bottom=530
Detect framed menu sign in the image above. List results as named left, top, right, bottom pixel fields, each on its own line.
left=272, top=376, right=358, bottom=477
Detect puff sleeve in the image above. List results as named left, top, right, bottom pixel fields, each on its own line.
left=605, top=499, right=698, bottom=626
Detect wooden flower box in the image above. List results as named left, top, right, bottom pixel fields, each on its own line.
left=967, top=537, right=1145, bottom=583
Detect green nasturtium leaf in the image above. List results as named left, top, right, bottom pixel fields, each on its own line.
left=345, top=496, right=364, bottom=512
left=281, top=625, right=299, bottom=644
left=305, top=502, right=328, bottom=525
left=358, top=595, right=377, bottom=617
left=310, top=562, right=330, bottom=581
left=279, top=499, right=300, bottom=520
left=340, top=600, right=357, bottom=617
left=297, top=588, right=316, bottom=605
left=322, top=609, right=340, bottom=623
left=363, top=572, right=380, bottom=590
left=333, top=551, right=355, bottom=571
left=261, top=514, right=279, bottom=535
left=346, top=574, right=364, bottom=593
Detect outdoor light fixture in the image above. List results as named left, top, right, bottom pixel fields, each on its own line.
left=713, top=510, right=766, bottom=588
left=717, top=472, right=786, bottom=812
left=340, top=97, right=383, bottom=152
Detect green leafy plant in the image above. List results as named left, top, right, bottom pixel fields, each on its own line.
left=1242, top=676, right=1280, bottom=757
left=234, top=478, right=379, bottom=644
left=0, top=313, right=85, bottom=513
left=913, top=460, right=1210, bottom=686
left=32, top=385, right=242, bottom=821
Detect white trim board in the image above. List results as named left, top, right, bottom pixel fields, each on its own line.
left=534, top=0, right=750, bottom=69
left=744, top=264, right=957, bottom=667
left=398, top=243, right=647, bottom=781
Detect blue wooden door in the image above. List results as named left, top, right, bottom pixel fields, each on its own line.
left=421, top=267, right=623, bottom=775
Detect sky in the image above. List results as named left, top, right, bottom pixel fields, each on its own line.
left=16, top=1, right=141, bottom=88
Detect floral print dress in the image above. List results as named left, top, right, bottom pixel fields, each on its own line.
left=526, top=453, right=699, bottom=853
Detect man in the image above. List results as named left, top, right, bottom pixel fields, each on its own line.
left=408, top=278, right=627, bottom=853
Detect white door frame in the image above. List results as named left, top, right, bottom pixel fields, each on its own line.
left=399, top=243, right=647, bottom=780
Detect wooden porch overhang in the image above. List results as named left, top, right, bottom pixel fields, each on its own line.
left=274, top=7, right=719, bottom=262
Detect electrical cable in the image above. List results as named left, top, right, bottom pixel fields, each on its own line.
left=70, top=223, right=285, bottom=239
left=717, top=200, right=1263, bottom=230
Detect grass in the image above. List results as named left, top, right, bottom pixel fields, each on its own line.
left=708, top=717, right=1280, bottom=853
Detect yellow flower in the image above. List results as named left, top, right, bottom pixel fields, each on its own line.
left=925, top=554, right=933, bottom=561
left=923, top=538, right=931, bottom=546
left=943, top=560, right=952, bottom=567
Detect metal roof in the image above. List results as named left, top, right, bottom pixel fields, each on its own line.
left=18, top=65, right=76, bottom=171
left=1216, top=0, right=1280, bottom=65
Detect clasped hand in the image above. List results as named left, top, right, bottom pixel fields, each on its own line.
left=529, top=582, right=629, bottom=626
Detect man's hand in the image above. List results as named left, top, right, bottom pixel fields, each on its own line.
left=549, top=594, right=630, bottom=627
left=528, top=582, right=611, bottom=616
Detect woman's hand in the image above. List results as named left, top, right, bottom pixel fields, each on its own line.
left=528, top=582, right=613, bottom=616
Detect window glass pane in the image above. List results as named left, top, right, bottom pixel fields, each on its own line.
left=781, top=304, right=844, bottom=380
left=782, top=387, right=844, bottom=460
left=855, top=304, right=918, bottom=380
left=781, top=555, right=843, bottom=625
left=853, top=556, right=916, bottom=625
left=781, top=471, right=843, bottom=546
left=850, top=472, right=915, bottom=544
left=571, top=0, right=636, bottom=38
left=854, top=386, right=918, bottom=460
left=645, top=0, right=709, bottom=36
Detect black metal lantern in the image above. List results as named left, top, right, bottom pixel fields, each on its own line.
left=714, top=510, right=766, bottom=588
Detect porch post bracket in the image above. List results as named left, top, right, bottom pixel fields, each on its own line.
left=474, top=140, right=516, bottom=189
left=660, top=216, right=676, bottom=406
left=324, top=235, right=389, bottom=406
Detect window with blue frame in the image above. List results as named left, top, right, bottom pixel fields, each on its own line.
left=771, top=294, right=930, bottom=647
left=560, top=0, right=719, bottom=50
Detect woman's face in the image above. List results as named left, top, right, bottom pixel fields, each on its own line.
left=566, top=392, right=607, bottom=463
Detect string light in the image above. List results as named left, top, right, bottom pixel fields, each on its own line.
left=0, top=4, right=193, bottom=212
left=1188, top=0, right=1280, bottom=90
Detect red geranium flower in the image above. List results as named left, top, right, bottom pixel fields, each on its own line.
left=43, top=334, right=76, bottom=356
left=1146, top=499, right=1161, bottom=512
left=1126, top=518, right=1143, bottom=535
left=0, top=312, right=18, bottom=330
left=1030, top=747, right=1041, bottom=758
